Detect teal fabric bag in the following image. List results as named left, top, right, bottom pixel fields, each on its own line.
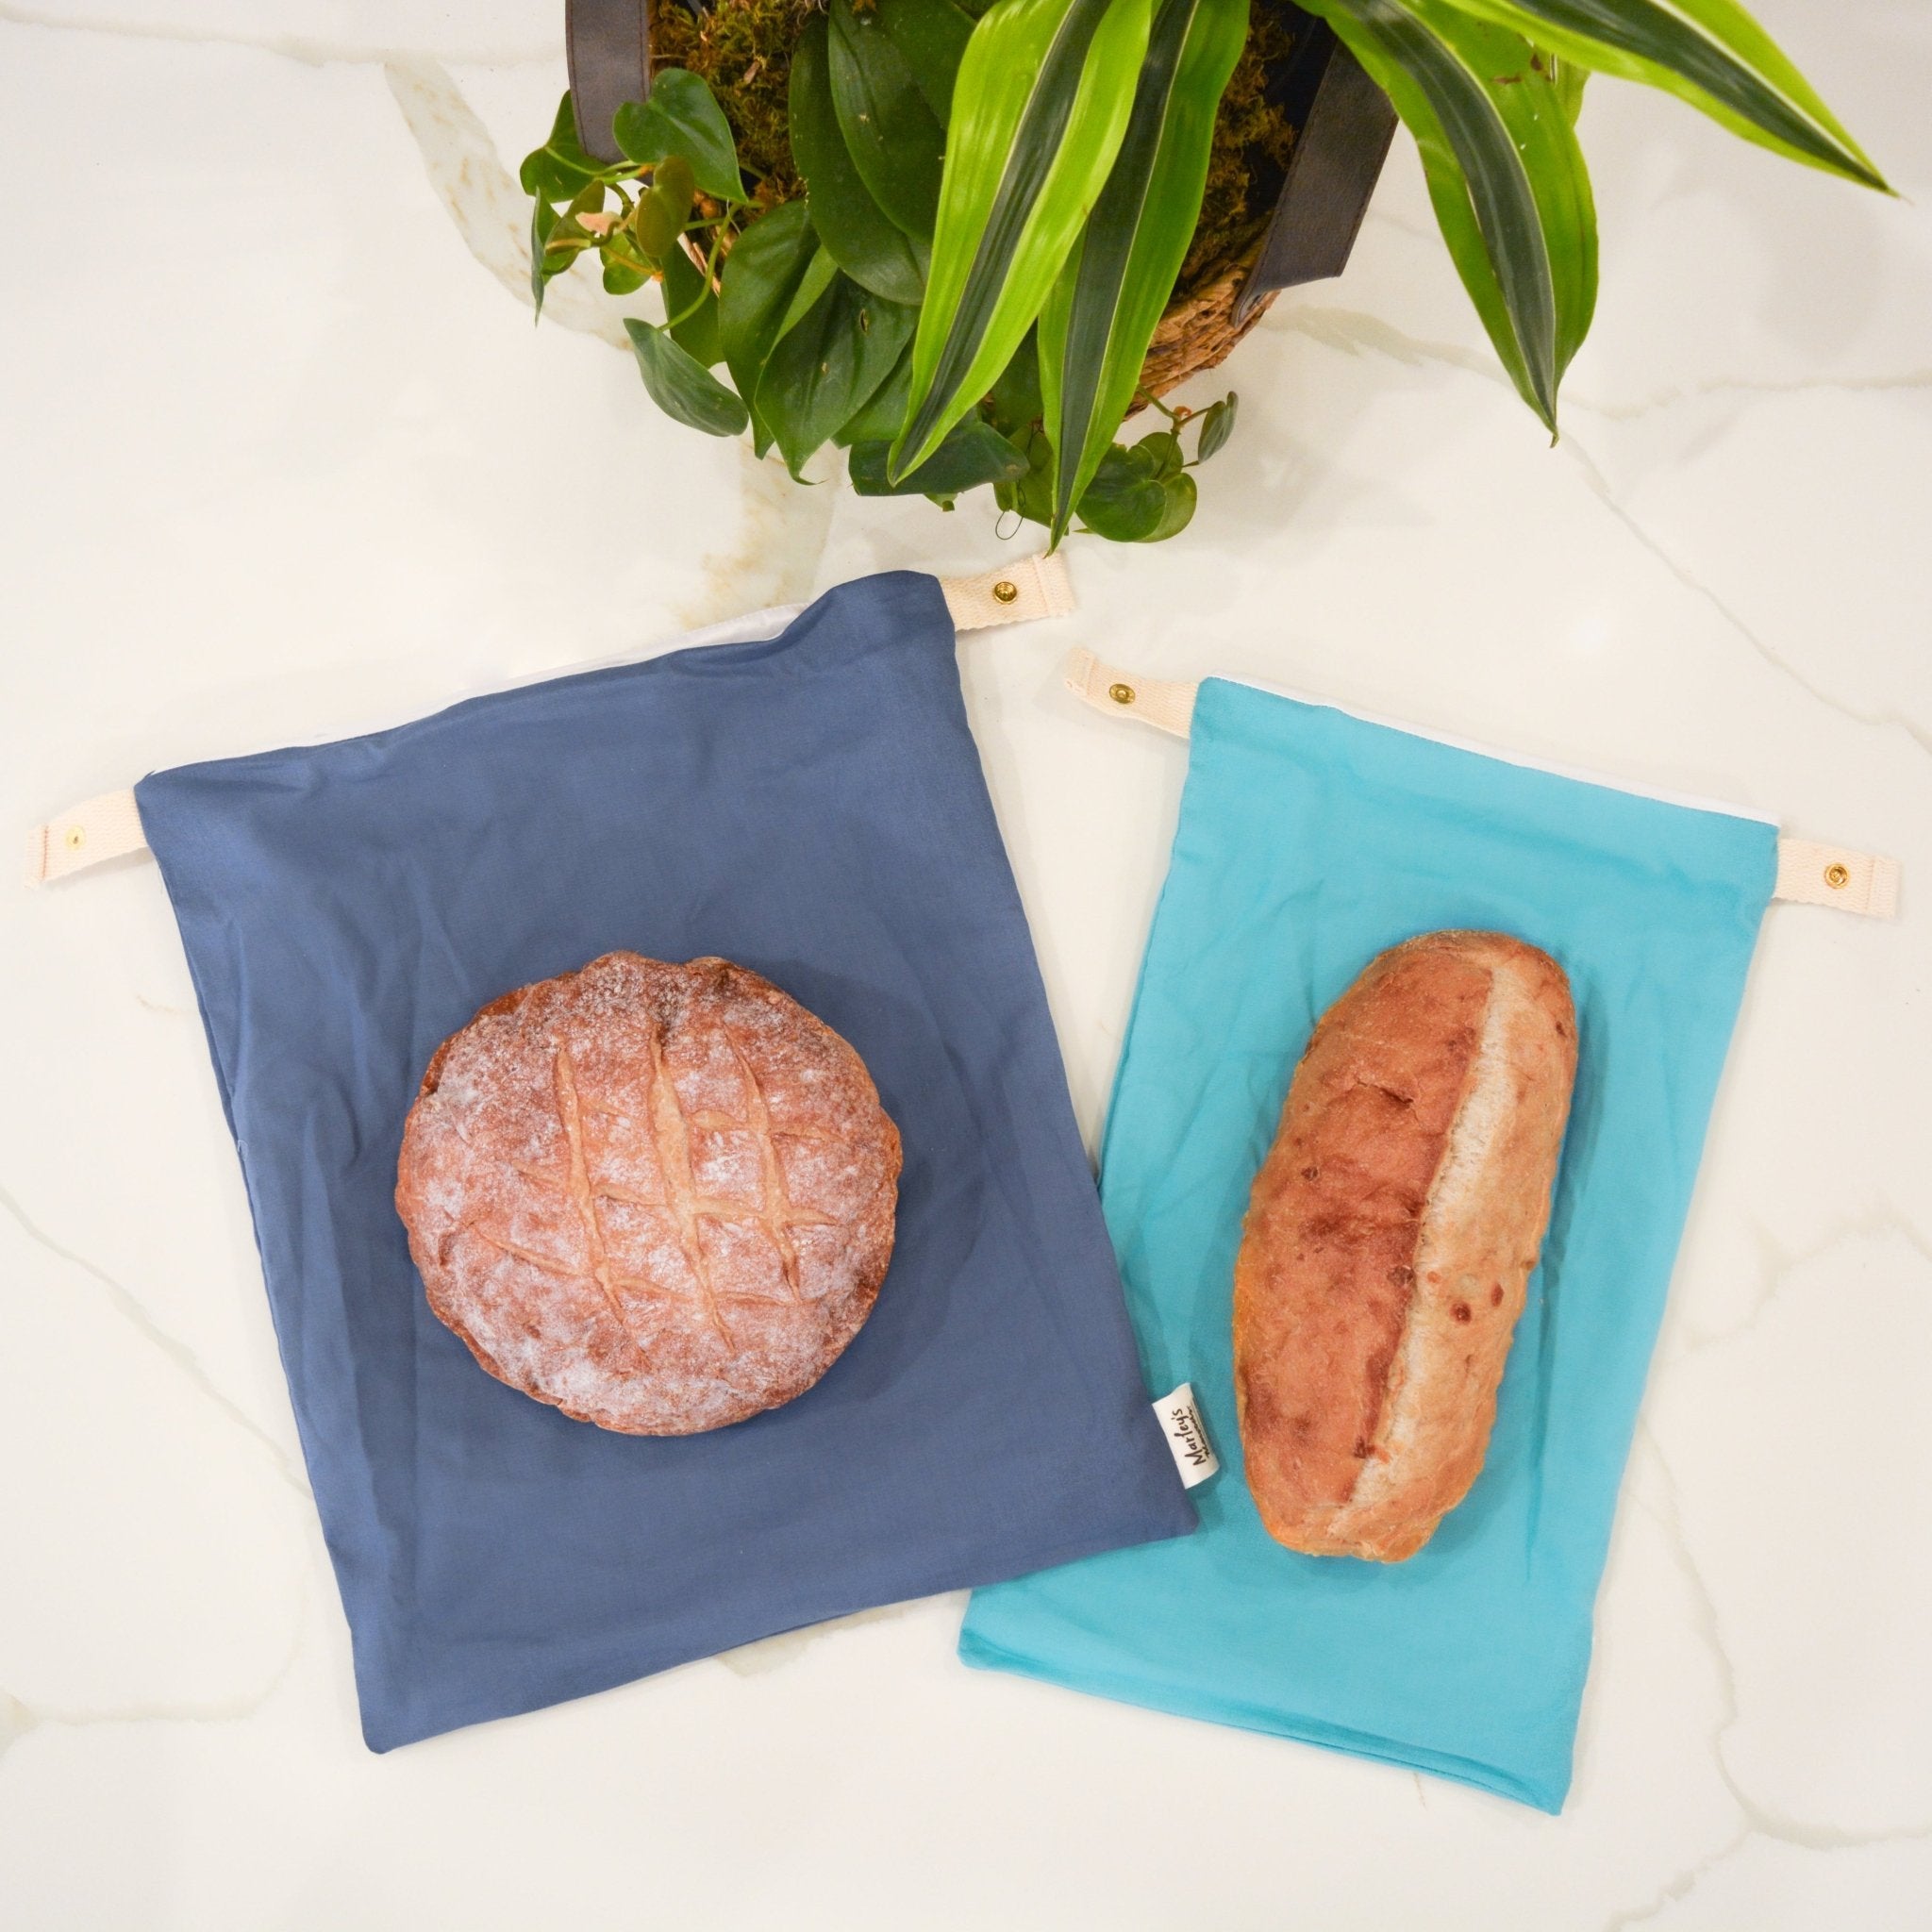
left=959, top=673, right=1780, bottom=1813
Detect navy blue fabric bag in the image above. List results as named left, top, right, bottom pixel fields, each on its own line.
left=132, top=570, right=1194, bottom=1749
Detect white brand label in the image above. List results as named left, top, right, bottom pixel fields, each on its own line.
left=1153, top=1383, right=1219, bottom=1489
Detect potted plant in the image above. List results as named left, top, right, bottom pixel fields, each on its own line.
left=525, top=0, right=1885, bottom=546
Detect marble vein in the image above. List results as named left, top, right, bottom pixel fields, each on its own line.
left=1560, top=431, right=1932, bottom=762
left=0, top=1178, right=310, bottom=1501
left=0, top=1612, right=307, bottom=1770
left=1624, top=1426, right=1932, bottom=1861
left=1671, top=1203, right=1932, bottom=1360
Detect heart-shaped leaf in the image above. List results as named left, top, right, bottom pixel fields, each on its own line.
left=848, top=420, right=1030, bottom=496
left=625, top=318, right=751, bottom=437
left=755, top=274, right=917, bottom=477
left=791, top=14, right=929, bottom=305
left=530, top=196, right=561, bottom=315
left=1075, top=431, right=1196, bottom=540
left=613, top=69, right=746, bottom=205
left=827, top=0, right=948, bottom=239
left=522, top=93, right=611, bottom=201
left=718, top=200, right=822, bottom=417
left=635, top=153, right=697, bottom=260
left=1192, top=390, right=1237, bottom=461
left=834, top=344, right=913, bottom=446
left=662, top=242, right=724, bottom=367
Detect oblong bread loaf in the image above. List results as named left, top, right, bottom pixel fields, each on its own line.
left=1233, top=931, right=1577, bottom=1562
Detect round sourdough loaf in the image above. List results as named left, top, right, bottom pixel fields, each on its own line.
left=396, top=954, right=901, bottom=1435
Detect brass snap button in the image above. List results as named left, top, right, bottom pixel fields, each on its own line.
left=1824, top=861, right=1851, bottom=890
left=64, top=824, right=87, bottom=852
left=991, top=579, right=1019, bottom=605
left=1108, top=682, right=1136, bottom=706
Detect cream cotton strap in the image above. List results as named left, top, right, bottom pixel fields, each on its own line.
left=941, top=553, right=1074, bottom=631
left=1774, top=839, right=1899, bottom=919
left=25, top=788, right=147, bottom=886
left=1063, top=649, right=1899, bottom=921
left=1062, top=646, right=1198, bottom=738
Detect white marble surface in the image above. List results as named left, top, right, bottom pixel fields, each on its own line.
left=4, top=2, right=1929, bottom=1924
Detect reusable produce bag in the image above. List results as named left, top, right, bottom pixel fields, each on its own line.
left=29, top=566, right=1195, bottom=1750
left=959, top=653, right=1895, bottom=1813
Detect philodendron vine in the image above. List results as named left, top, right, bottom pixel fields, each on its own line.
left=523, top=0, right=1885, bottom=547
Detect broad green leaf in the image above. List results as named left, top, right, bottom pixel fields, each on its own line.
left=835, top=344, right=914, bottom=445
left=1037, top=0, right=1248, bottom=543
left=1303, top=0, right=1596, bottom=428
left=624, top=319, right=751, bottom=437
left=791, top=15, right=929, bottom=305
left=635, top=153, right=696, bottom=259
left=522, top=93, right=611, bottom=200
left=827, top=0, right=948, bottom=239
left=1076, top=434, right=1196, bottom=541
left=1450, top=0, right=1887, bottom=189
left=613, top=69, right=745, bottom=205
left=996, top=425, right=1058, bottom=525
left=755, top=275, right=917, bottom=477
left=874, top=0, right=977, bottom=121
left=603, top=249, right=651, bottom=295
left=1192, top=390, right=1237, bottom=460
left=662, top=242, right=724, bottom=367
left=848, top=420, right=1030, bottom=495
left=891, top=0, right=1155, bottom=482
left=985, top=331, right=1044, bottom=439
left=530, top=197, right=560, bottom=316
left=775, top=245, right=842, bottom=343
left=718, top=200, right=821, bottom=418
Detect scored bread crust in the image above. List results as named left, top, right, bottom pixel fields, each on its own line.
left=1233, top=931, right=1576, bottom=1561
left=395, top=953, right=901, bottom=1436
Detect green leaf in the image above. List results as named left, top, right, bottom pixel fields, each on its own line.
left=624, top=319, right=751, bottom=437
left=613, top=70, right=746, bottom=205
left=1192, top=390, right=1237, bottom=460
left=874, top=0, right=978, bottom=120
left=1036, top=0, right=1248, bottom=543
left=1076, top=433, right=1196, bottom=540
left=774, top=245, right=842, bottom=343
left=603, top=252, right=651, bottom=295
left=718, top=200, right=822, bottom=419
left=834, top=343, right=914, bottom=445
left=791, top=14, right=929, bottom=305
left=848, top=420, right=1030, bottom=495
left=662, top=242, right=724, bottom=367
left=754, top=275, right=918, bottom=477
left=635, top=153, right=696, bottom=259
left=827, top=0, right=949, bottom=240
left=522, top=93, right=611, bottom=200
left=1449, top=0, right=1887, bottom=189
left=985, top=331, right=1044, bottom=439
left=1302, top=0, right=1597, bottom=429
left=996, top=425, right=1058, bottom=525
left=530, top=196, right=561, bottom=316
left=891, top=0, right=1155, bottom=482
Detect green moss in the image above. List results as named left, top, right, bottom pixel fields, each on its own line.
left=650, top=0, right=820, bottom=207
left=654, top=0, right=1300, bottom=287
left=1180, top=7, right=1299, bottom=288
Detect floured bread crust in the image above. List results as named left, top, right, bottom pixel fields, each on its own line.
left=396, top=954, right=901, bottom=1435
left=1233, top=932, right=1576, bottom=1561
